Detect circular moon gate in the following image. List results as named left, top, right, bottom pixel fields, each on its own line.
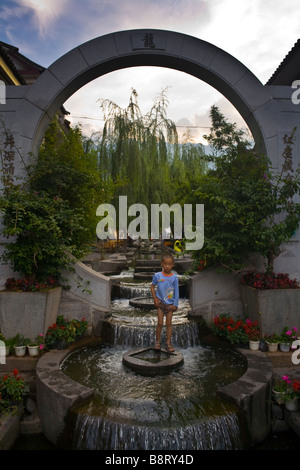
left=7, top=28, right=280, bottom=165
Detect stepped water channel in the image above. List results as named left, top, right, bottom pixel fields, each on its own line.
left=60, top=248, right=249, bottom=450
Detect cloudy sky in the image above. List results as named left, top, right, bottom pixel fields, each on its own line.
left=1, top=0, right=299, bottom=142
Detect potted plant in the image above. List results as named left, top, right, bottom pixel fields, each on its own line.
left=243, top=318, right=261, bottom=350
left=211, top=314, right=248, bottom=346
left=44, top=315, right=87, bottom=350
left=281, top=375, right=300, bottom=411
left=0, top=368, right=29, bottom=414
left=264, top=333, right=279, bottom=352
left=272, top=376, right=290, bottom=405
left=13, top=334, right=30, bottom=357
left=27, top=333, right=44, bottom=357
left=279, top=326, right=298, bottom=352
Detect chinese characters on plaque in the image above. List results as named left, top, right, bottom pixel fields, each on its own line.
left=131, top=32, right=166, bottom=51
left=1, top=132, right=16, bottom=187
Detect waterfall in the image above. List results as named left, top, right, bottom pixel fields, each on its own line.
left=111, top=321, right=200, bottom=348
left=73, top=412, right=243, bottom=450
left=61, top=267, right=247, bottom=451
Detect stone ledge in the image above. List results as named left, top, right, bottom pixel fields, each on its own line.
left=218, top=349, right=273, bottom=445
left=0, top=355, right=39, bottom=373
left=36, top=346, right=94, bottom=446
left=0, top=405, right=23, bottom=450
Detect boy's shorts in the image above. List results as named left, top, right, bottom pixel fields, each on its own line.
left=157, top=299, right=174, bottom=315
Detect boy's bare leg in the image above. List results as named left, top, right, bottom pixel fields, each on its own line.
left=166, top=311, right=173, bottom=346
left=155, top=307, right=164, bottom=345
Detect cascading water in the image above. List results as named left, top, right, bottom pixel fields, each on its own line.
left=61, top=269, right=248, bottom=450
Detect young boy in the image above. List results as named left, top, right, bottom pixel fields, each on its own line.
left=151, top=254, right=179, bottom=352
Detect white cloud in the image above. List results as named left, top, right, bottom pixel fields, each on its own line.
left=2, top=0, right=300, bottom=142
left=15, top=0, right=69, bottom=36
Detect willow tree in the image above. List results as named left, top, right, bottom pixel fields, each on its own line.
left=98, top=88, right=179, bottom=209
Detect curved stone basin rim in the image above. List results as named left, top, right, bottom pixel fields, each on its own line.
left=36, top=341, right=273, bottom=447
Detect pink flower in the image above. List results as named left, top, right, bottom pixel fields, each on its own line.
left=282, top=375, right=291, bottom=384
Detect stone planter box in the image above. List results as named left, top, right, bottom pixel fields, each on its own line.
left=240, top=285, right=300, bottom=336
left=0, top=287, right=62, bottom=342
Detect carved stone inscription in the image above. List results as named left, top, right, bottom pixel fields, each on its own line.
left=131, top=32, right=166, bottom=51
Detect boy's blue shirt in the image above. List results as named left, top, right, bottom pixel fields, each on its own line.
left=152, top=271, right=179, bottom=307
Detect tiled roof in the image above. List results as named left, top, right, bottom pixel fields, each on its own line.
left=266, top=39, right=300, bottom=85
left=0, top=41, right=44, bottom=85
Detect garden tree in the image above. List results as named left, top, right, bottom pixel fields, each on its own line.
left=98, top=88, right=178, bottom=208
left=97, top=88, right=207, bottom=236
left=171, top=128, right=207, bottom=209
left=30, top=119, right=114, bottom=249
left=0, top=117, right=115, bottom=281
left=189, top=106, right=300, bottom=273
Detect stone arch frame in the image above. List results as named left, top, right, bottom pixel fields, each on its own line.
left=9, top=29, right=280, bottom=164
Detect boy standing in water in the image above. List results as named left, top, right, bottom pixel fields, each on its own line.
left=151, top=254, right=179, bottom=352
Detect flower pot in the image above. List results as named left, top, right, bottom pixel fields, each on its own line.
left=267, top=342, right=278, bottom=352
left=249, top=340, right=260, bottom=351
left=285, top=398, right=298, bottom=411
left=279, top=342, right=290, bottom=352
left=272, top=389, right=285, bottom=405
left=14, top=345, right=26, bottom=357
left=27, top=345, right=40, bottom=357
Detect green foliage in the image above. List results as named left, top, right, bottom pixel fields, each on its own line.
left=0, top=116, right=115, bottom=282
left=0, top=368, right=29, bottom=414
left=211, top=314, right=249, bottom=345
left=31, top=120, right=114, bottom=248
left=44, top=315, right=88, bottom=349
left=0, top=187, right=82, bottom=279
left=189, top=106, right=300, bottom=272
left=97, top=88, right=207, bottom=234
